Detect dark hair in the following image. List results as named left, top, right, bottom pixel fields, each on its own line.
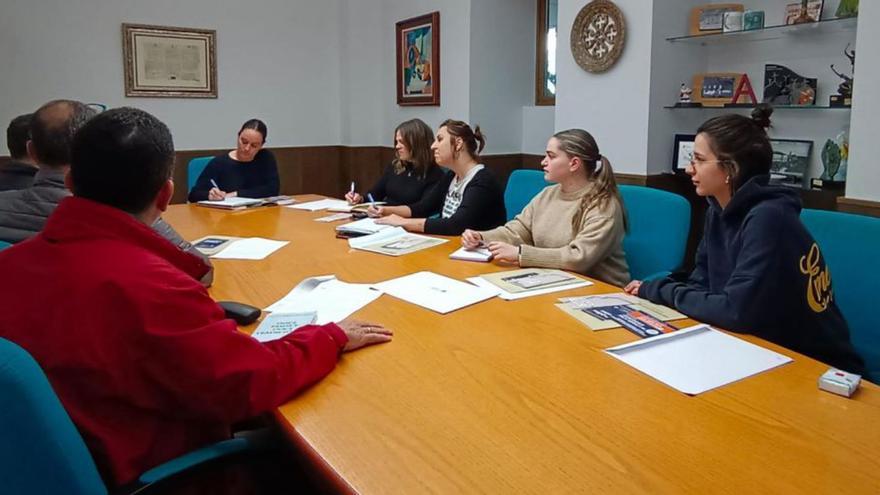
left=552, top=129, right=627, bottom=234
left=239, top=118, right=267, bottom=143
left=392, top=119, right=436, bottom=177
left=29, top=100, right=96, bottom=167
left=439, top=119, right=486, bottom=160
left=70, top=107, right=175, bottom=214
left=6, top=113, right=32, bottom=159
left=696, top=104, right=773, bottom=192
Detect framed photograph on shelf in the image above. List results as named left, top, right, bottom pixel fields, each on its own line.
left=769, top=139, right=813, bottom=188
left=122, top=23, right=217, bottom=98
left=689, top=4, right=744, bottom=36
left=396, top=12, right=440, bottom=106
left=693, top=72, right=743, bottom=107
left=785, top=0, right=823, bottom=25
left=672, top=134, right=697, bottom=173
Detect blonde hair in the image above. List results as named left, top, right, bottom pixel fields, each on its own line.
left=552, top=129, right=627, bottom=234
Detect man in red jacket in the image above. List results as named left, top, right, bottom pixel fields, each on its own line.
left=0, top=107, right=392, bottom=488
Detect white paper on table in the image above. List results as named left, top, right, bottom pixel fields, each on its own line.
left=210, top=237, right=289, bottom=260
left=466, top=276, right=592, bottom=300
left=315, top=212, right=352, bottom=223
left=373, top=271, right=497, bottom=314
left=604, top=324, right=792, bottom=395
left=449, top=246, right=492, bottom=262
left=251, top=312, right=317, bottom=343
left=287, top=198, right=349, bottom=211
left=265, top=275, right=383, bottom=325
left=197, top=197, right=262, bottom=208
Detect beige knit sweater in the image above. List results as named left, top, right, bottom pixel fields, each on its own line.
left=479, top=183, right=630, bottom=286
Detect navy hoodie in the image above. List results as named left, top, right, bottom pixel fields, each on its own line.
left=639, top=175, right=864, bottom=374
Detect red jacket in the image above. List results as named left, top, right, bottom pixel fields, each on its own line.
left=0, top=197, right=347, bottom=488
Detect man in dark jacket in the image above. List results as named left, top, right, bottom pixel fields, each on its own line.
left=0, top=113, right=38, bottom=191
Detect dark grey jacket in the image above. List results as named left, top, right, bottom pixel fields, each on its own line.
left=0, top=160, right=38, bottom=192
left=0, top=168, right=67, bottom=243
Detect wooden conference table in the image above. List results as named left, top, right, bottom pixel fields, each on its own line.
left=164, top=197, right=880, bottom=494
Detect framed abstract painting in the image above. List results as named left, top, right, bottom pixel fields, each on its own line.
left=396, top=12, right=440, bottom=106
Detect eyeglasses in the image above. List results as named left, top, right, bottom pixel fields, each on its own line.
left=688, top=157, right=728, bottom=166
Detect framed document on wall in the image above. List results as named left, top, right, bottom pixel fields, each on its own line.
left=122, top=23, right=217, bottom=98
left=396, top=12, right=440, bottom=106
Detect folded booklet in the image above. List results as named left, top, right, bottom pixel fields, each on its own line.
left=479, top=268, right=585, bottom=294
left=556, top=293, right=686, bottom=336
left=335, top=217, right=392, bottom=235
left=349, top=227, right=447, bottom=256
left=197, top=195, right=295, bottom=210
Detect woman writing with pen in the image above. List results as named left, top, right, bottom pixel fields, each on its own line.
left=345, top=119, right=444, bottom=207
left=188, top=119, right=280, bottom=202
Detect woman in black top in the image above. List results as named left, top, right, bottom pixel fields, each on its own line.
left=187, top=119, right=280, bottom=202
left=373, top=119, right=506, bottom=236
left=345, top=119, right=444, bottom=207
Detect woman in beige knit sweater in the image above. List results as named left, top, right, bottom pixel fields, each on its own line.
left=461, top=129, right=631, bottom=286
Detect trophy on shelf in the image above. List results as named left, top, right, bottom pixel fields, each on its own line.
left=829, top=44, right=855, bottom=107
left=675, top=83, right=701, bottom=107
left=812, top=129, right=848, bottom=190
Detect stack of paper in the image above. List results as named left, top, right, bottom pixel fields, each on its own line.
left=373, top=271, right=497, bottom=314
left=287, top=198, right=349, bottom=211
left=328, top=202, right=386, bottom=213
left=197, top=197, right=263, bottom=209
left=265, top=275, right=382, bottom=324
left=251, top=312, right=317, bottom=343
left=349, top=227, right=447, bottom=256
left=449, top=246, right=492, bottom=262
left=210, top=238, right=289, bottom=260
left=467, top=268, right=592, bottom=300
left=605, top=324, right=792, bottom=395
left=335, top=217, right=392, bottom=235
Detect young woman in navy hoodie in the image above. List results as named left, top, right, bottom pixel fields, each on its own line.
left=625, top=105, right=864, bottom=374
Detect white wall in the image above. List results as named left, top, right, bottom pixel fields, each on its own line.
left=469, top=0, right=534, bottom=155
left=0, top=0, right=344, bottom=151
left=555, top=0, right=655, bottom=174
left=845, top=0, right=880, bottom=201
left=522, top=106, right=555, bottom=155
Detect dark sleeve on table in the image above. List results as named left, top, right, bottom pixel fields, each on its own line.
left=187, top=158, right=224, bottom=202
left=408, top=170, right=452, bottom=218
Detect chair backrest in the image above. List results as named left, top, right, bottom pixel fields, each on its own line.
left=187, top=156, right=214, bottom=194
left=619, top=185, right=691, bottom=281
left=0, top=240, right=11, bottom=251
left=504, top=170, right=550, bottom=221
left=800, top=209, right=880, bottom=382
left=0, top=338, right=108, bottom=495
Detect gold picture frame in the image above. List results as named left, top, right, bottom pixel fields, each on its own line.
left=693, top=72, right=744, bottom=107
left=122, top=23, right=217, bottom=98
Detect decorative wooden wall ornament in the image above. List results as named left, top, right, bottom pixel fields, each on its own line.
left=570, top=0, right=626, bottom=74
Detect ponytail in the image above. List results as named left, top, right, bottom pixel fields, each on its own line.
left=440, top=119, right=486, bottom=160
left=552, top=129, right=627, bottom=235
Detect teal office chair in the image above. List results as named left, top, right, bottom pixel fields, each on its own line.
left=0, top=240, right=11, bottom=251
left=187, top=156, right=214, bottom=194
left=0, top=337, right=265, bottom=494
left=504, top=169, right=550, bottom=221
left=619, top=185, right=691, bottom=281
left=800, top=209, right=880, bottom=383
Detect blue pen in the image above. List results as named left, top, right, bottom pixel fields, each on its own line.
left=210, top=179, right=220, bottom=189
left=367, top=193, right=375, bottom=205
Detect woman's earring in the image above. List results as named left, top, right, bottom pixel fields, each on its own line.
left=725, top=175, right=731, bottom=184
